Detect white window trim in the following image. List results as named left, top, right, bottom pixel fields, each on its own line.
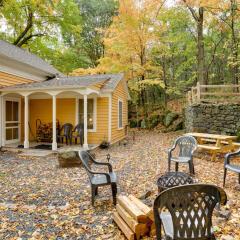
left=3, top=97, right=21, bottom=145
left=88, top=97, right=97, bottom=133
left=118, top=98, right=123, bottom=130
left=77, top=97, right=97, bottom=132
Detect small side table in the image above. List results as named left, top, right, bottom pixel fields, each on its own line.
left=157, top=172, right=194, bottom=193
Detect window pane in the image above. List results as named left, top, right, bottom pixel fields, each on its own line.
left=79, top=99, right=83, bottom=114
left=6, top=101, right=12, bottom=121
left=12, top=102, right=19, bottom=121
left=78, top=99, right=94, bottom=130
left=119, top=101, right=123, bottom=128
left=6, top=129, right=12, bottom=140
left=12, top=128, right=19, bottom=139
left=88, top=99, right=93, bottom=113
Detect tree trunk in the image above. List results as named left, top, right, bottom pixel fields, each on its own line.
left=197, top=7, right=206, bottom=85
left=230, top=0, right=238, bottom=86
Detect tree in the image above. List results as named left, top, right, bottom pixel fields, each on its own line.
left=0, top=0, right=85, bottom=73
left=98, top=0, right=165, bottom=108
left=76, top=0, right=118, bottom=67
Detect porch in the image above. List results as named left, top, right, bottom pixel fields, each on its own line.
left=0, top=82, right=110, bottom=151
left=2, top=141, right=98, bottom=157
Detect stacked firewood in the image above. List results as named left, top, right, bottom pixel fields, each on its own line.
left=113, top=195, right=155, bottom=240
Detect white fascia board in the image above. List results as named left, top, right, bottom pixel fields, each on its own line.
left=0, top=58, right=50, bottom=81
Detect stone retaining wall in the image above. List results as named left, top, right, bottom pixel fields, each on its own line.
left=185, top=103, right=240, bottom=135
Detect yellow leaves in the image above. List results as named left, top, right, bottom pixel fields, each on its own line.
left=70, top=65, right=107, bottom=76
left=139, top=78, right=165, bottom=88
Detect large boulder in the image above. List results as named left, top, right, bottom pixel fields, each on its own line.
left=58, top=151, right=82, bottom=168
left=164, top=112, right=179, bottom=127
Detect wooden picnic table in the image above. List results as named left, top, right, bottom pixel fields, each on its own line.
left=185, top=132, right=238, bottom=161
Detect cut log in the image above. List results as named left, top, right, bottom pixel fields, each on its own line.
left=128, top=195, right=154, bottom=221
left=117, top=195, right=148, bottom=223
left=116, top=204, right=149, bottom=239
left=113, top=212, right=135, bottom=240
left=150, top=222, right=156, bottom=236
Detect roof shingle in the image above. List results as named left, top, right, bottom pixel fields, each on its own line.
left=0, top=73, right=125, bottom=92
left=0, top=40, right=61, bottom=76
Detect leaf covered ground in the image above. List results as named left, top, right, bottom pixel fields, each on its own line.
left=0, top=130, right=240, bottom=239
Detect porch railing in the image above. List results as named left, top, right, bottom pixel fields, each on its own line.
left=187, top=82, right=240, bottom=105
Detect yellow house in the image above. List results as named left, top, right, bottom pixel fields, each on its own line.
left=0, top=40, right=129, bottom=150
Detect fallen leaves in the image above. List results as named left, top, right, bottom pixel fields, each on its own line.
left=0, top=130, right=239, bottom=239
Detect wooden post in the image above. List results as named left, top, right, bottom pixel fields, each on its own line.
left=52, top=95, right=57, bottom=151
left=24, top=95, right=29, bottom=148
left=197, top=82, right=201, bottom=102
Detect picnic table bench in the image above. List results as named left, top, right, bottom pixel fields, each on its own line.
left=185, top=132, right=238, bottom=161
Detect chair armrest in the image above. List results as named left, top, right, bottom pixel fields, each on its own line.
left=92, top=160, right=113, bottom=172
left=91, top=171, right=111, bottom=183
left=168, top=146, right=175, bottom=161
left=224, top=149, right=240, bottom=166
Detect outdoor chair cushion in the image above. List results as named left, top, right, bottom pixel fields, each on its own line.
left=91, top=172, right=117, bottom=185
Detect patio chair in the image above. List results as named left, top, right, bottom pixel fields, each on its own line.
left=154, top=184, right=227, bottom=240
left=78, top=150, right=117, bottom=205
left=58, top=123, right=73, bottom=145
left=72, top=123, right=84, bottom=145
left=168, top=136, right=197, bottom=174
left=223, top=149, right=240, bottom=186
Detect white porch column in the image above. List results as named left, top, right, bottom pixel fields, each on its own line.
left=83, top=94, right=88, bottom=149
left=0, top=95, right=2, bottom=147
left=52, top=95, right=57, bottom=151
left=108, top=94, right=112, bottom=143
left=24, top=95, right=29, bottom=148
left=75, top=97, right=79, bottom=125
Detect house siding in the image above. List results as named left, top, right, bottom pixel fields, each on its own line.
left=0, top=71, right=33, bottom=87
left=111, top=79, right=128, bottom=143
left=28, top=97, right=109, bottom=144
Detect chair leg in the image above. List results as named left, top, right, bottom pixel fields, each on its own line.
left=168, top=160, right=171, bottom=172
left=175, top=162, right=179, bottom=172
left=238, top=173, right=240, bottom=184
left=223, top=168, right=227, bottom=187
left=91, top=186, right=96, bottom=206
left=95, top=187, right=98, bottom=196
left=189, top=161, right=195, bottom=175
left=111, top=183, right=117, bottom=205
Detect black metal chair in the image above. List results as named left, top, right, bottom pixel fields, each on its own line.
left=154, top=184, right=227, bottom=240
left=168, top=136, right=197, bottom=174
left=78, top=150, right=117, bottom=205
left=223, top=149, right=240, bottom=186
left=58, top=123, right=73, bottom=145
left=72, top=123, right=84, bottom=145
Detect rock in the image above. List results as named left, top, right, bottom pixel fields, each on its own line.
left=58, top=151, right=82, bottom=168
left=216, top=209, right=232, bottom=220
left=139, top=190, right=153, bottom=200
left=164, top=112, right=179, bottom=127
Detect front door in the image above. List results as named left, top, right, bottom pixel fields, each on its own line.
left=4, top=98, right=21, bottom=144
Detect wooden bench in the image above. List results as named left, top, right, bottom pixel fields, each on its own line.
left=198, top=144, right=221, bottom=151
left=197, top=144, right=221, bottom=161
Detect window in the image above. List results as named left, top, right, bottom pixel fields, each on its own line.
left=118, top=99, right=123, bottom=129
left=79, top=99, right=96, bottom=130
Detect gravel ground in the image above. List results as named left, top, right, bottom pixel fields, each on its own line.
left=0, top=130, right=239, bottom=239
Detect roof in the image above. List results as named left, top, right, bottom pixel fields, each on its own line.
left=0, top=73, right=125, bottom=92
left=0, top=40, right=62, bottom=76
